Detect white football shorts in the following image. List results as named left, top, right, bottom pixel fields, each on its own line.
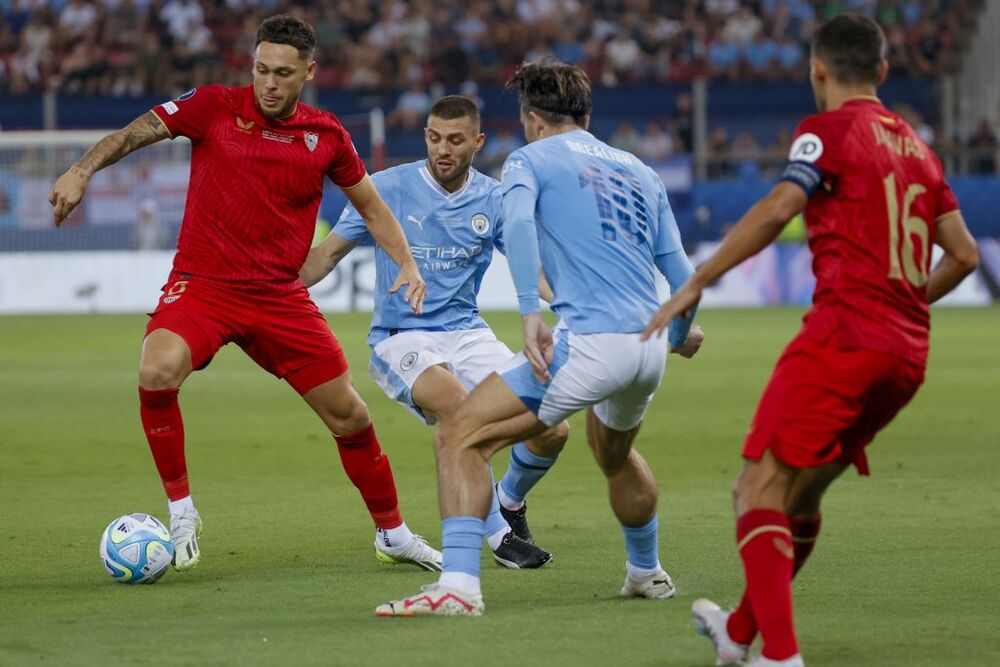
left=499, top=327, right=667, bottom=431
left=369, top=327, right=515, bottom=424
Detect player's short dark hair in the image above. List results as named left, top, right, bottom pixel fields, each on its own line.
left=812, top=14, right=886, bottom=85
left=256, top=15, right=316, bottom=60
left=429, top=95, right=481, bottom=129
left=507, top=59, right=592, bottom=128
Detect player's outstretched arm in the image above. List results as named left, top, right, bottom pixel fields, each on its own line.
left=300, top=232, right=357, bottom=288
left=49, top=111, right=170, bottom=227
left=642, top=181, right=807, bottom=340
left=927, top=211, right=979, bottom=304
left=343, top=175, right=426, bottom=314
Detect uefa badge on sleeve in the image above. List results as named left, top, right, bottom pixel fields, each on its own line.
left=304, top=132, right=319, bottom=152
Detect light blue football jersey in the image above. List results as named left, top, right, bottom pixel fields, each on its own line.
left=333, top=160, right=504, bottom=346
left=500, top=129, right=683, bottom=335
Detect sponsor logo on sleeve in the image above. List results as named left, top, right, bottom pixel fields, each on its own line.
left=162, top=101, right=179, bottom=116
left=789, top=133, right=824, bottom=163
left=501, top=159, right=524, bottom=179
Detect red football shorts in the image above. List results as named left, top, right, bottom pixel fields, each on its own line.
left=146, top=275, right=348, bottom=395
left=743, top=330, right=925, bottom=475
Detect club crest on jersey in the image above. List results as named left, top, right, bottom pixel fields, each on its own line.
left=235, top=116, right=255, bottom=134
left=304, top=132, right=319, bottom=152
left=400, top=352, right=418, bottom=371
left=789, top=133, right=823, bottom=163
left=471, top=213, right=490, bottom=236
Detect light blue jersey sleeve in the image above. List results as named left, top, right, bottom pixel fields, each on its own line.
left=500, top=152, right=542, bottom=315
left=651, top=174, right=697, bottom=347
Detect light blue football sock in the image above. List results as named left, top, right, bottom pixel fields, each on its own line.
left=441, top=516, right=485, bottom=577
left=499, top=442, right=558, bottom=506
left=621, top=515, right=659, bottom=570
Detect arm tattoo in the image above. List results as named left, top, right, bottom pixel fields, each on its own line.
left=74, top=112, right=169, bottom=177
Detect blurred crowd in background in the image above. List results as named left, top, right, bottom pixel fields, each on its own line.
left=0, top=0, right=977, bottom=97
left=0, top=0, right=994, bottom=175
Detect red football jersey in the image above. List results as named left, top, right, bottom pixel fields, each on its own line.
left=151, top=85, right=366, bottom=293
left=782, top=97, right=959, bottom=366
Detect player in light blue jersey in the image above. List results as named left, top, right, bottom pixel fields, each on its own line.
left=300, top=96, right=568, bottom=571
left=378, top=61, right=704, bottom=617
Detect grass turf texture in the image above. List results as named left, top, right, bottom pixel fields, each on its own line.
left=1, top=308, right=998, bottom=666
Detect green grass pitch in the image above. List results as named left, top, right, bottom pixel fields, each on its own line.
left=1, top=308, right=998, bottom=666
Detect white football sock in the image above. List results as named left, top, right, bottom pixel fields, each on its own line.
left=438, top=572, right=481, bottom=596
left=376, top=522, right=414, bottom=548
left=168, top=495, right=194, bottom=519
left=486, top=525, right=511, bottom=551
left=627, top=561, right=663, bottom=580
left=497, top=484, right=525, bottom=512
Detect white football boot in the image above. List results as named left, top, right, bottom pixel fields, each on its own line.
left=692, top=598, right=750, bottom=665
left=169, top=506, right=202, bottom=571
left=374, top=534, right=443, bottom=572
left=375, top=584, right=484, bottom=617
left=619, top=563, right=677, bottom=599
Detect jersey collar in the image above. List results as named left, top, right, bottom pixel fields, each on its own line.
left=842, top=95, right=883, bottom=107
left=418, top=163, right=475, bottom=201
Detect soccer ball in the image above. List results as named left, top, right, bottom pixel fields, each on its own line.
left=99, top=513, right=174, bottom=584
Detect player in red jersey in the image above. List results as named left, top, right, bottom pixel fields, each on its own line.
left=643, top=15, right=979, bottom=667
left=48, top=15, right=442, bottom=574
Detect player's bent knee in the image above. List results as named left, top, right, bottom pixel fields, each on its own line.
left=529, top=421, right=569, bottom=458
left=326, top=397, right=371, bottom=436
left=138, top=357, right=187, bottom=390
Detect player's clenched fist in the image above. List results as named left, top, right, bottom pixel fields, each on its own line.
left=669, top=324, right=704, bottom=358
left=49, top=166, right=90, bottom=227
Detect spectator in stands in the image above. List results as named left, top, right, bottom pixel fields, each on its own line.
left=731, top=132, right=762, bottom=180
left=134, top=199, right=167, bottom=251
left=707, top=27, right=741, bottom=80
left=723, top=5, right=763, bottom=48
left=774, top=30, right=805, bottom=77
left=708, top=127, right=732, bottom=178
left=743, top=31, right=780, bottom=79
left=604, top=29, right=643, bottom=85
left=610, top=122, right=642, bottom=154
left=387, top=82, right=433, bottom=130
left=481, top=127, right=524, bottom=173
left=968, top=119, right=998, bottom=175
left=674, top=93, right=694, bottom=154
left=636, top=120, right=675, bottom=163
left=910, top=16, right=944, bottom=77
left=160, top=0, right=205, bottom=44
left=59, top=0, right=98, bottom=40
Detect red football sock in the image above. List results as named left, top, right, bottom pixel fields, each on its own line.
left=736, top=509, right=798, bottom=661
left=138, top=386, right=189, bottom=501
left=334, top=423, right=402, bottom=530
left=727, top=513, right=823, bottom=645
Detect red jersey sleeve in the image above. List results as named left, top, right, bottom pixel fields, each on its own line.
left=151, top=85, right=226, bottom=142
left=932, top=154, right=960, bottom=219
left=779, top=115, right=841, bottom=198
left=326, top=123, right=367, bottom=188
